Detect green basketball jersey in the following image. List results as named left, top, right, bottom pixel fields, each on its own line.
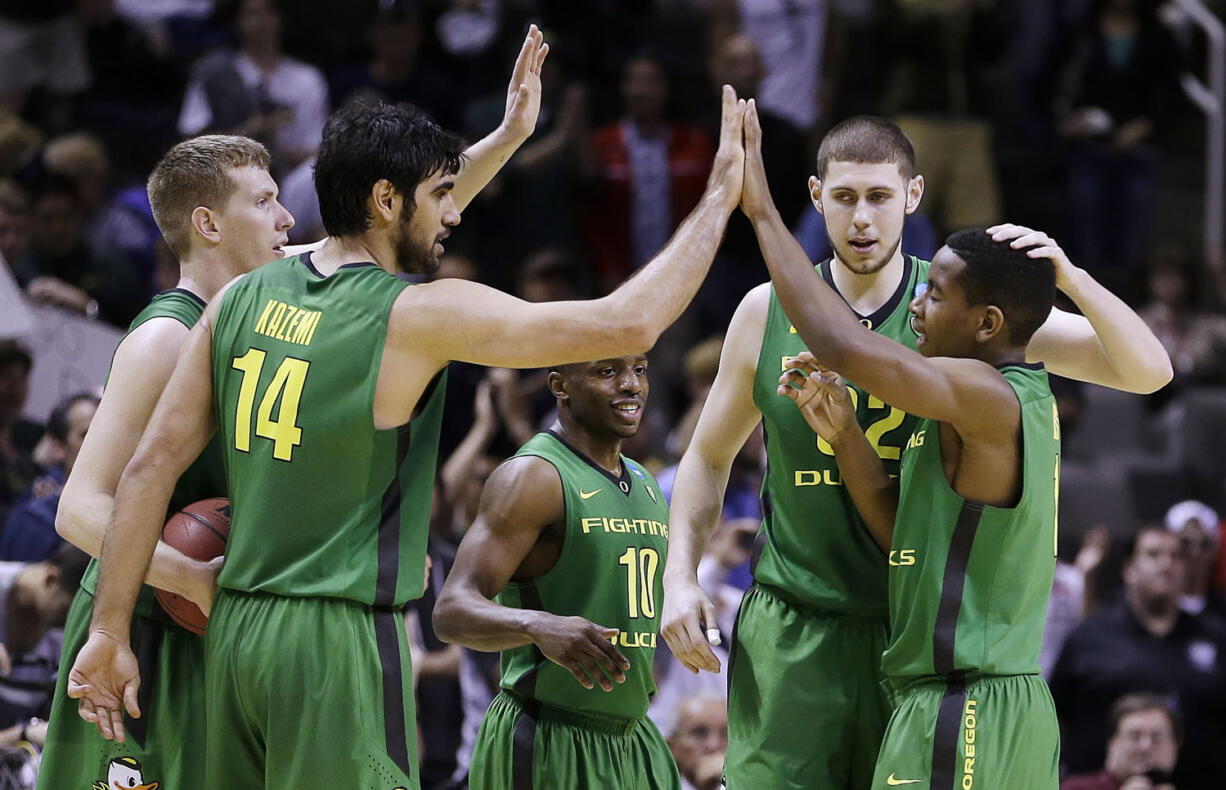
left=882, top=364, right=1061, bottom=678
left=80, top=289, right=228, bottom=619
left=751, top=256, right=929, bottom=615
left=497, top=431, right=671, bottom=720
left=211, top=254, right=445, bottom=606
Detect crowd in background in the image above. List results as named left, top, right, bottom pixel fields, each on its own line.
left=1, top=0, right=1225, bottom=787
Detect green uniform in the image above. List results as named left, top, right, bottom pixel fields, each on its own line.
left=40, top=289, right=226, bottom=790
left=205, top=254, right=444, bottom=789
left=871, top=364, right=1061, bottom=790
left=726, top=257, right=928, bottom=789
left=469, top=431, right=679, bottom=790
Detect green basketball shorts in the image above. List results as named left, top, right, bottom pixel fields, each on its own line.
left=39, top=587, right=208, bottom=790
left=872, top=672, right=1059, bottom=790
left=724, top=583, right=891, bottom=789
left=470, top=690, right=680, bottom=790
left=204, top=589, right=418, bottom=789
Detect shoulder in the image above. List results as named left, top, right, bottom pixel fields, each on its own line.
left=113, top=314, right=194, bottom=368
left=479, top=454, right=565, bottom=528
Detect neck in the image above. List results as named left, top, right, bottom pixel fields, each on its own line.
left=243, top=46, right=280, bottom=72
left=830, top=249, right=905, bottom=316
left=1185, top=565, right=1210, bottom=597
left=552, top=418, right=623, bottom=474
left=178, top=250, right=252, bottom=301
left=1128, top=588, right=1180, bottom=636
left=311, top=235, right=390, bottom=275
left=979, top=342, right=1029, bottom=369
left=6, top=570, right=46, bottom=654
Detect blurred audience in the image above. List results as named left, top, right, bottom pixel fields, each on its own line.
left=1165, top=500, right=1225, bottom=620
left=667, top=693, right=729, bottom=790
left=0, top=0, right=90, bottom=132
left=0, top=342, right=37, bottom=527
left=1062, top=693, right=1179, bottom=790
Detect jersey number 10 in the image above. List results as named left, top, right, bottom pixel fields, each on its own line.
left=231, top=348, right=310, bottom=462
left=618, top=547, right=660, bottom=619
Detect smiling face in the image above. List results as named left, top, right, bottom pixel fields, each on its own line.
left=398, top=167, right=460, bottom=275
left=553, top=356, right=649, bottom=440
left=214, top=165, right=294, bottom=272
left=813, top=160, right=920, bottom=276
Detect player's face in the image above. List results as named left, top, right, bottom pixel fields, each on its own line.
left=814, top=160, right=917, bottom=276
left=1105, top=709, right=1178, bottom=779
left=399, top=169, right=460, bottom=275
left=216, top=166, right=293, bottom=272
left=562, top=356, right=649, bottom=440
left=908, top=247, right=981, bottom=358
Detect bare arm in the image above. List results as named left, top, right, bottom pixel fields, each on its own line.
left=433, top=457, right=630, bottom=691
left=992, top=225, right=1172, bottom=394
left=439, top=376, right=498, bottom=505
left=660, top=284, right=767, bottom=674
left=56, top=318, right=215, bottom=598
left=396, top=86, right=747, bottom=371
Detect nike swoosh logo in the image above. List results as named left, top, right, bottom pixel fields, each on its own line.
left=886, top=776, right=923, bottom=786
left=579, top=488, right=603, bottom=500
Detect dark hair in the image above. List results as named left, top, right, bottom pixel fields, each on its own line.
left=48, top=542, right=90, bottom=593
left=46, top=391, right=99, bottom=443
left=314, top=100, right=466, bottom=237
left=0, top=340, right=32, bottom=374
left=816, top=116, right=916, bottom=181
left=1108, top=693, right=1182, bottom=744
left=1124, top=525, right=1176, bottom=563
left=944, top=228, right=1056, bottom=346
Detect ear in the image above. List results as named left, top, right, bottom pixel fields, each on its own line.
left=904, top=175, right=924, bottom=215
left=547, top=371, right=567, bottom=401
left=808, top=176, right=823, bottom=215
left=191, top=206, right=222, bottom=245
left=369, top=178, right=399, bottom=226
left=43, top=564, right=61, bottom=590
left=976, top=305, right=1006, bottom=344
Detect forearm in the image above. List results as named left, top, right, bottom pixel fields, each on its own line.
left=750, top=208, right=859, bottom=370
left=1055, top=265, right=1172, bottom=392
left=665, top=451, right=732, bottom=582
left=434, top=589, right=549, bottom=652
left=452, top=125, right=528, bottom=212
left=830, top=430, right=898, bottom=551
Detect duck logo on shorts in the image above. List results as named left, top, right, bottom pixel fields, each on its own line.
left=92, top=756, right=160, bottom=790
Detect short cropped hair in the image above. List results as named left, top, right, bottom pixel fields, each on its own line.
left=314, top=100, right=466, bottom=237
left=49, top=542, right=90, bottom=593
left=816, top=116, right=916, bottom=181
left=0, top=340, right=32, bottom=374
left=45, top=391, right=99, bottom=443
left=1107, top=693, right=1182, bottom=744
left=147, top=135, right=270, bottom=257
left=944, top=228, right=1055, bottom=346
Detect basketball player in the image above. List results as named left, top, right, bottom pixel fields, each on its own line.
left=753, top=111, right=1065, bottom=787
left=37, top=134, right=291, bottom=790
left=67, top=72, right=749, bottom=790
left=660, top=113, right=1171, bottom=788
left=46, top=26, right=574, bottom=787
left=433, top=354, right=677, bottom=790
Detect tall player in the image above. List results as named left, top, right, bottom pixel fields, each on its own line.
left=433, top=355, right=677, bottom=790
left=660, top=115, right=1172, bottom=788
left=66, top=75, right=749, bottom=790
left=38, top=134, right=292, bottom=790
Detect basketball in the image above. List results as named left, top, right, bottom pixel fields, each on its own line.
left=153, top=498, right=231, bottom=635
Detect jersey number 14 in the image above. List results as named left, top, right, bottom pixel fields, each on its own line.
left=231, top=348, right=309, bottom=462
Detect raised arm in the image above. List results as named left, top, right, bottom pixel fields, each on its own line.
left=433, top=456, right=630, bottom=692
left=56, top=319, right=216, bottom=598
left=740, top=100, right=1014, bottom=431
left=396, top=86, right=747, bottom=371
left=67, top=305, right=221, bottom=742
left=991, top=224, right=1173, bottom=394
left=660, top=284, right=766, bottom=674
left=450, top=26, right=549, bottom=212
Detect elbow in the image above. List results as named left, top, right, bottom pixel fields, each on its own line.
left=431, top=595, right=461, bottom=645
left=626, top=319, right=661, bottom=355
left=1142, top=355, right=1174, bottom=394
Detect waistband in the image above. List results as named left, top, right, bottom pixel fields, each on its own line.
left=881, top=671, right=1043, bottom=700
left=750, top=582, right=889, bottom=623
left=496, top=690, right=642, bottom=736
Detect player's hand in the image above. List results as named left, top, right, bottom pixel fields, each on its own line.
left=67, top=630, right=141, bottom=742
left=740, top=98, right=775, bottom=221
left=529, top=614, right=629, bottom=691
left=706, top=85, right=746, bottom=212
left=778, top=352, right=857, bottom=444
left=660, top=578, right=722, bottom=674
left=501, top=24, right=548, bottom=143
left=987, top=223, right=1077, bottom=292
left=184, top=556, right=223, bottom=617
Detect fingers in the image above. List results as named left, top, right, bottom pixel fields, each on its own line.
left=701, top=600, right=720, bottom=647
left=536, top=42, right=549, bottom=73
left=718, top=85, right=744, bottom=147
left=109, top=706, right=127, bottom=743
left=123, top=679, right=141, bottom=720
left=744, top=98, right=763, bottom=151
left=511, top=26, right=535, bottom=83
left=680, top=607, right=721, bottom=673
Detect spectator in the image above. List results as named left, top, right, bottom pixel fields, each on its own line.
left=1048, top=0, right=1185, bottom=302
left=583, top=53, right=712, bottom=288
left=178, top=0, right=328, bottom=176
left=667, top=693, right=729, bottom=790
left=0, top=341, right=37, bottom=527
left=0, top=179, right=29, bottom=269
left=1042, top=525, right=1110, bottom=678
left=12, top=173, right=146, bottom=324
left=0, top=391, right=98, bottom=562
left=0, top=543, right=90, bottom=737
left=0, top=0, right=91, bottom=131
left=1139, top=248, right=1226, bottom=389
left=1165, top=500, right=1226, bottom=619
left=1062, top=693, right=1179, bottom=790
left=1050, top=527, right=1226, bottom=788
